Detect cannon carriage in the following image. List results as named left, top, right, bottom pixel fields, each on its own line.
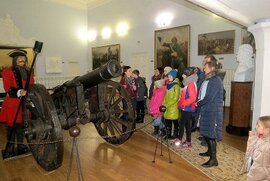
left=23, top=60, right=135, bottom=171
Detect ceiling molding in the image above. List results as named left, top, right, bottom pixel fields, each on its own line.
left=44, top=0, right=112, bottom=10
left=184, top=0, right=270, bottom=27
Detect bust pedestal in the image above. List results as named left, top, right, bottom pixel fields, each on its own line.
left=226, top=81, right=252, bottom=136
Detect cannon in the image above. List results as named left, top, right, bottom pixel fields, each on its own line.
left=23, top=60, right=135, bottom=171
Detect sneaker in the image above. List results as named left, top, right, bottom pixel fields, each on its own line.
left=181, top=141, right=192, bottom=148
left=173, top=139, right=182, bottom=146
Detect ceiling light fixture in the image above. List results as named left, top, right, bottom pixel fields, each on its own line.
left=101, top=27, right=112, bottom=39
left=116, top=22, right=129, bottom=36
left=155, top=12, right=173, bottom=27
left=88, top=30, right=97, bottom=42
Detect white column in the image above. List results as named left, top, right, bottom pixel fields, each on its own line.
left=248, top=20, right=270, bottom=129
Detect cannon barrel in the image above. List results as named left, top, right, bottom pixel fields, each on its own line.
left=64, top=59, right=121, bottom=88
left=24, top=60, right=135, bottom=172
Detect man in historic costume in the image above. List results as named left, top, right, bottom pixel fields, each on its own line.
left=0, top=49, right=35, bottom=159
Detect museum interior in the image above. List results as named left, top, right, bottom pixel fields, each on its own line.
left=0, top=0, right=269, bottom=180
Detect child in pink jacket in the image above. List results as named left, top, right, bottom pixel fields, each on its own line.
left=149, top=79, right=166, bottom=135
left=241, top=116, right=270, bottom=181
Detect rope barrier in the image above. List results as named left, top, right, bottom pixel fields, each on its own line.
left=0, top=119, right=154, bottom=146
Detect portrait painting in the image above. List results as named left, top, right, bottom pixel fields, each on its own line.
left=0, top=47, right=33, bottom=78
left=198, top=30, right=235, bottom=55
left=154, top=25, right=190, bottom=74
left=92, top=44, right=120, bottom=69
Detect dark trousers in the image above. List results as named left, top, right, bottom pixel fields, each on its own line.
left=164, top=119, right=178, bottom=130
left=178, top=111, right=192, bottom=142
left=164, top=118, right=178, bottom=137
left=136, top=100, right=145, bottom=121
left=5, top=124, right=25, bottom=152
left=121, top=98, right=136, bottom=132
left=121, top=98, right=136, bottom=120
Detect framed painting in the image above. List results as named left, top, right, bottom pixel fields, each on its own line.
left=198, top=30, right=235, bottom=55
left=154, top=25, right=190, bottom=74
left=92, top=44, right=120, bottom=69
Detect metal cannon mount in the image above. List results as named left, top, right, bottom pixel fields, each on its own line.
left=23, top=60, right=135, bottom=171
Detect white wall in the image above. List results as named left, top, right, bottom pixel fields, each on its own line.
left=0, top=0, right=89, bottom=77
left=87, top=0, right=242, bottom=71
left=0, top=0, right=242, bottom=77
left=0, top=0, right=243, bottom=107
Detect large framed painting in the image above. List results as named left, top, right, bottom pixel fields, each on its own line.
left=154, top=25, right=190, bottom=74
left=198, top=30, right=235, bottom=55
left=92, top=44, right=120, bottom=69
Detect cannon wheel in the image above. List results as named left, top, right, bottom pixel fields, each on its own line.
left=91, top=80, right=135, bottom=144
left=25, top=84, right=63, bottom=171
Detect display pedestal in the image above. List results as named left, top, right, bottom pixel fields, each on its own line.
left=226, top=81, right=252, bottom=136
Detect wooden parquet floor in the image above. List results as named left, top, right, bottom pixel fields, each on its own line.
left=0, top=108, right=247, bottom=181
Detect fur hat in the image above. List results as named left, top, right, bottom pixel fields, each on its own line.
left=154, top=79, right=165, bottom=88
left=8, top=49, right=27, bottom=58
left=168, top=69, right=177, bottom=79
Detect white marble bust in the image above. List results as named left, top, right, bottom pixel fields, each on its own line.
left=234, top=44, right=255, bottom=82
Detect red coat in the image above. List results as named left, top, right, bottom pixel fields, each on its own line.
left=120, top=76, right=137, bottom=98
left=0, top=67, right=35, bottom=126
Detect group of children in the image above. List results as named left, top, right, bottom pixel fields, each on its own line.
left=149, top=66, right=198, bottom=148
left=147, top=65, right=270, bottom=179
left=120, top=64, right=270, bottom=179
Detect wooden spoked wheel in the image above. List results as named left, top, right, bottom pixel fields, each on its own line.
left=88, top=80, right=135, bottom=145
left=25, top=84, right=64, bottom=171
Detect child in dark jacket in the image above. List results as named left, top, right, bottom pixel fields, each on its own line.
left=133, top=69, right=146, bottom=123
left=175, top=67, right=198, bottom=148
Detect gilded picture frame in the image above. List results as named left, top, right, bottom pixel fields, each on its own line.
left=198, top=30, right=235, bottom=55
left=92, top=44, right=120, bottom=69
left=154, top=25, right=190, bottom=74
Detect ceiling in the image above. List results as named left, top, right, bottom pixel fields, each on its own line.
left=49, top=0, right=270, bottom=27
left=185, top=0, right=270, bottom=27
left=45, top=0, right=112, bottom=9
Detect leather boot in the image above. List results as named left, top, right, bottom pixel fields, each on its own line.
left=159, top=129, right=166, bottom=137
left=2, top=143, right=15, bottom=159
left=152, top=126, right=159, bottom=135
left=3, top=126, right=16, bottom=159
left=16, top=125, right=29, bottom=155
left=17, top=144, right=29, bottom=155
left=199, top=137, right=210, bottom=157
left=163, top=129, right=172, bottom=140
left=172, top=129, right=178, bottom=139
left=202, top=139, right=218, bottom=167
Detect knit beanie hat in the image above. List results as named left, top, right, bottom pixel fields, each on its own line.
left=164, top=66, right=172, bottom=75
left=183, top=67, right=195, bottom=77
left=168, top=69, right=177, bottom=79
